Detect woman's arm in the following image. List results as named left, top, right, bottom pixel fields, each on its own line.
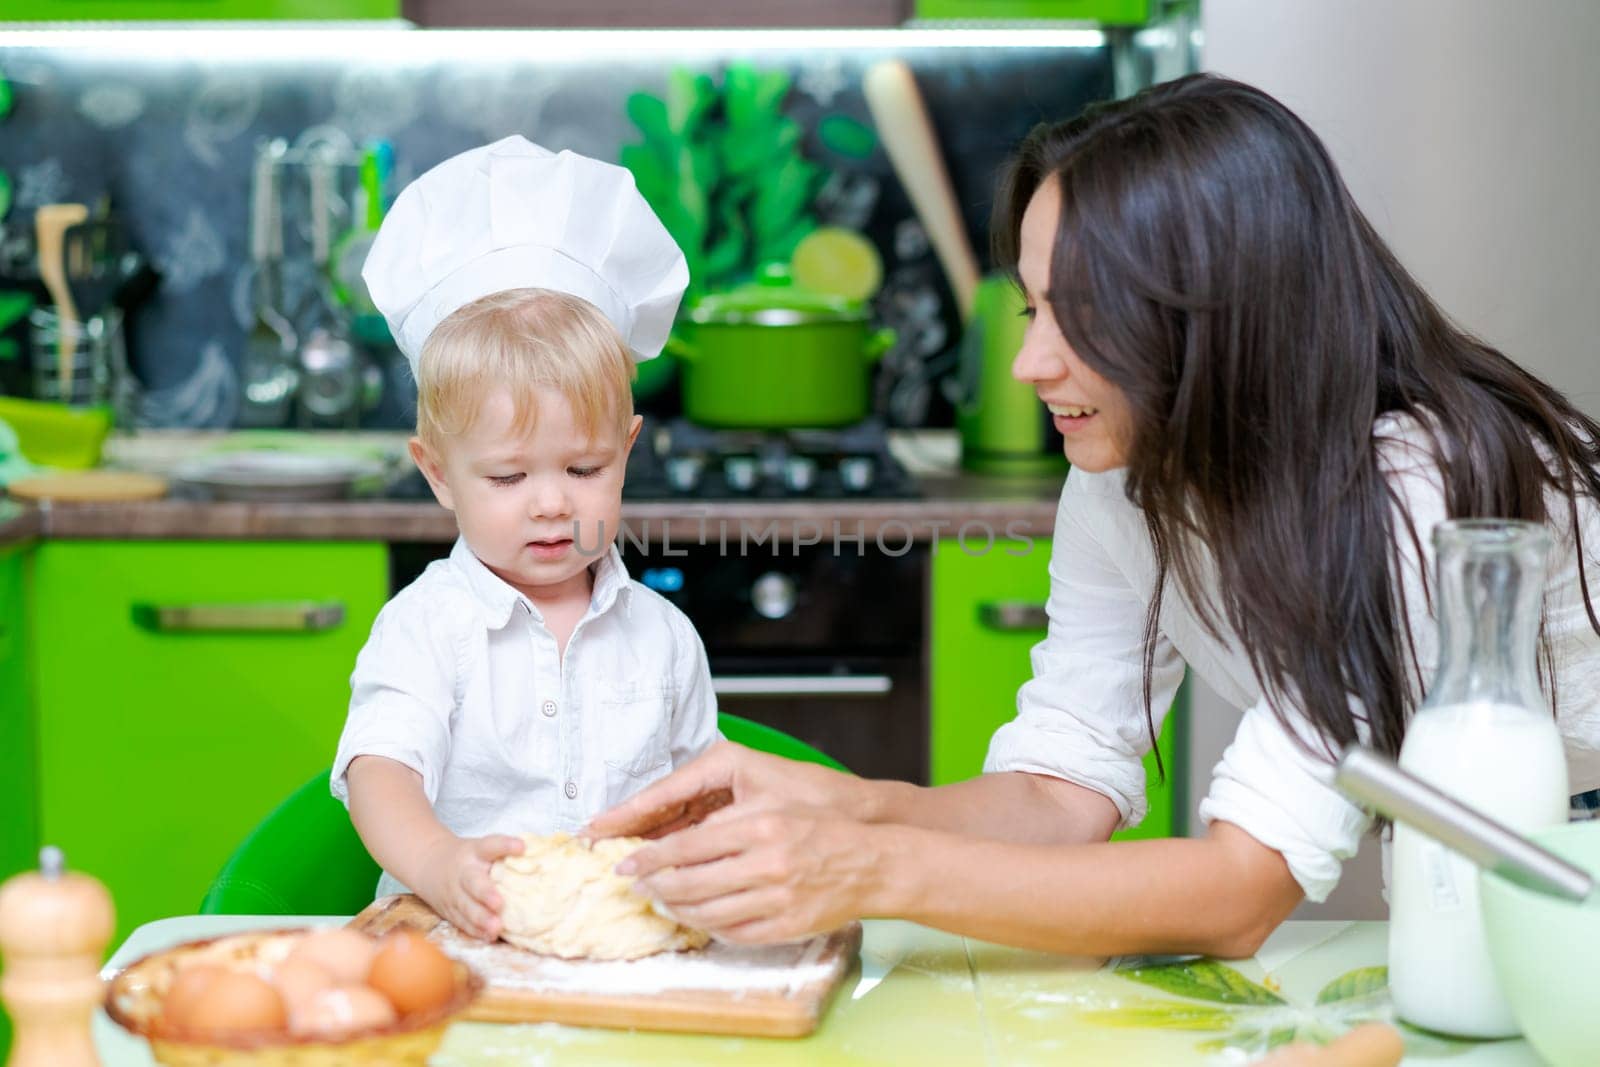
left=866, top=771, right=1121, bottom=844
left=587, top=741, right=1120, bottom=846
left=624, top=811, right=1302, bottom=959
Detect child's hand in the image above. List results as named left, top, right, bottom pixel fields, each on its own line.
left=412, top=833, right=525, bottom=941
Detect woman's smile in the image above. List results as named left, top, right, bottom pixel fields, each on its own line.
left=1046, top=402, right=1100, bottom=435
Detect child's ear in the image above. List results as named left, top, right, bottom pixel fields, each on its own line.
left=622, top=414, right=644, bottom=456
left=408, top=437, right=455, bottom=511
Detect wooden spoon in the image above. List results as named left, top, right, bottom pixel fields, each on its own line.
left=34, top=204, right=90, bottom=401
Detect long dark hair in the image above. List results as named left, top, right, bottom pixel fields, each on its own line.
left=993, top=73, right=1600, bottom=763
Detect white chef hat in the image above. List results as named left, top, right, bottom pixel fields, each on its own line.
left=362, top=135, right=689, bottom=375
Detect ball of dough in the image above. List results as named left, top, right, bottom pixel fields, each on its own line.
left=489, top=833, right=710, bottom=960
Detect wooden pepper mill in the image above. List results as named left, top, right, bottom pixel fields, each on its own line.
left=0, top=846, right=115, bottom=1067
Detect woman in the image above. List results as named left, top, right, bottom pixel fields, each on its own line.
left=588, top=73, right=1600, bottom=958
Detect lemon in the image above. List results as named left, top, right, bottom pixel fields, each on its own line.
left=790, top=227, right=884, bottom=303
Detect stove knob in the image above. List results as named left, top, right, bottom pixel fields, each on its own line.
left=783, top=455, right=817, bottom=493
left=751, top=571, right=797, bottom=620
left=724, top=455, right=759, bottom=493
left=839, top=455, right=876, bottom=492
left=665, top=455, right=704, bottom=493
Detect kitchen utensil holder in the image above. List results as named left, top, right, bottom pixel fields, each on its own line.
left=28, top=306, right=124, bottom=409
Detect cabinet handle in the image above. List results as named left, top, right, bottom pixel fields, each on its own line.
left=131, top=601, right=346, bottom=633
left=978, top=601, right=1049, bottom=632
left=712, top=674, right=893, bottom=698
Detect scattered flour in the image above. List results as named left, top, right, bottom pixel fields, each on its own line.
left=434, top=921, right=841, bottom=998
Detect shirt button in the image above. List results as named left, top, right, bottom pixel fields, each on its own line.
left=541, top=699, right=557, bottom=717
left=564, top=780, right=578, bottom=800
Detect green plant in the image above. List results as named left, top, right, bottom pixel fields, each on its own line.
left=621, top=63, right=829, bottom=302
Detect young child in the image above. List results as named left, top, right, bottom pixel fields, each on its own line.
left=331, top=136, right=719, bottom=940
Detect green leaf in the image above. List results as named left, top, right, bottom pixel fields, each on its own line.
left=1198, top=1025, right=1303, bottom=1054
left=753, top=217, right=814, bottom=267
left=819, top=114, right=877, bottom=159
left=665, top=68, right=715, bottom=136
left=0, top=171, right=10, bottom=222
left=702, top=220, right=747, bottom=284
left=687, top=142, right=719, bottom=201
left=750, top=68, right=791, bottom=117
left=1316, top=966, right=1388, bottom=1005
left=620, top=145, right=671, bottom=205
left=1116, top=959, right=1287, bottom=1006
left=751, top=157, right=820, bottom=241
left=0, top=292, right=32, bottom=335
left=1077, top=998, right=1240, bottom=1032
left=0, top=76, right=11, bottom=121
left=626, top=93, right=673, bottom=149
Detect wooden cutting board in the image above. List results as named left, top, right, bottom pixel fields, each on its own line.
left=350, top=894, right=862, bottom=1039
left=7, top=470, right=167, bottom=502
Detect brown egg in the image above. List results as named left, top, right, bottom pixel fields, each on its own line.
left=166, top=969, right=287, bottom=1035
left=287, top=985, right=397, bottom=1039
left=159, top=965, right=226, bottom=1033
left=269, top=955, right=335, bottom=1010
left=283, top=927, right=378, bottom=986
left=367, top=930, right=457, bottom=1015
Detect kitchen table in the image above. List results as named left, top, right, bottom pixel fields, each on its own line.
left=94, top=915, right=1542, bottom=1065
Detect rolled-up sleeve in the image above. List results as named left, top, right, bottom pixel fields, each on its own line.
left=1200, top=700, right=1372, bottom=902
left=331, top=596, right=461, bottom=806
left=985, top=472, right=1185, bottom=827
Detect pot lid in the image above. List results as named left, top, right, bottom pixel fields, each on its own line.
left=686, top=262, right=868, bottom=326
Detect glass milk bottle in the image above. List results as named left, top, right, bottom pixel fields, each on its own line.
left=1389, top=519, right=1569, bottom=1037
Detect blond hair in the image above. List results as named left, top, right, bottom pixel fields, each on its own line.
left=415, top=288, right=636, bottom=450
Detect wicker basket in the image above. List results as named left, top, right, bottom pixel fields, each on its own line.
left=104, top=927, right=482, bottom=1066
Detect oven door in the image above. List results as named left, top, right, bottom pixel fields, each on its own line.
left=711, top=652, right=927, bottom=784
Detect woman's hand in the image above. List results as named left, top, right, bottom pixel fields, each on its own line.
left=409, top=833, right=525, bottom=941
left=585, top=740, right=871, bottom=840
left=616, top=806, right=892, bottom=944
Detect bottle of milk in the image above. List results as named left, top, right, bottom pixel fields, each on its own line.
left=1389, top=519, right=1569, bottom=1038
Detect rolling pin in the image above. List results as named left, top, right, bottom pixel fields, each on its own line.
left=862, top=59, right=981, bottom=323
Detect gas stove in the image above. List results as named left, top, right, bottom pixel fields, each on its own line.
left=625, top=417, right=918, bottom=500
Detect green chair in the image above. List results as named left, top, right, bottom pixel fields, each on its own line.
left=199, top=712, right=845, bottom=916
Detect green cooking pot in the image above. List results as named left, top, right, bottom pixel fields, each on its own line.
left=667, top=264, right=895, bottom=429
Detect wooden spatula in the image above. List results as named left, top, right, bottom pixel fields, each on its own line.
left=34, top=203, right=90, bottom=401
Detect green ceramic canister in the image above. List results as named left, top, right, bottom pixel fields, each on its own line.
left=669, top=264, right=894, bottom=429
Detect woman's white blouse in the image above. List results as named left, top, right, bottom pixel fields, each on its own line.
left=332, top=538, right=720, bottom=897
left=984, top=414, right=1600, bottom=901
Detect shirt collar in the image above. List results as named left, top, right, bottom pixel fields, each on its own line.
left=450, top=537, right=632, bottom=629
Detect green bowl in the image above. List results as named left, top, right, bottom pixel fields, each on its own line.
left=0, top=396, right=113, bottom=469
left=1479, top=820, right=1600, bottom=1066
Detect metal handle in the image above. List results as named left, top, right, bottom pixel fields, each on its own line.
left=978, top=601, right=1049, bottom=632
left=712, top=674, right=893, bottom=698
left=131, top=601, right=345, bottom=634
left=1335, top=746, right=1594, bottom=902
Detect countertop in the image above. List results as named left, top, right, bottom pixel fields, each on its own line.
left=1, top=431, right=1067, bottom=544
left=95, top=915, right=1539, bottom=1066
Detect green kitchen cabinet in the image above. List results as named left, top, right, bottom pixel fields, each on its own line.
left=7, top=0, right=397, bottom=20
left=930, top=537, right=1184, bottom=841
left=0, top=543, right=36, bottom=885
left=31, top=541, right=387, bottom=946
left=915, top=0, right=1150, bottom=24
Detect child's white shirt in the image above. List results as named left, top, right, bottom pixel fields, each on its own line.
left=332, top=537, right=720, bottom=898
